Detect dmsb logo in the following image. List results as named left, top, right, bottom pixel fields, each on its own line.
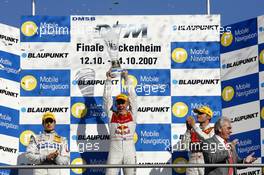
left=21, top=16, right=70, bottom=42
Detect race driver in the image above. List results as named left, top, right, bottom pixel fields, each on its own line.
left=103, top=70, right=137, bottom=175
left=182, top=106, right=215, bottom=175
left=26, top=112, right=70, bottom=175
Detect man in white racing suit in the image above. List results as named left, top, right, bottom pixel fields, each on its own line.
left=103, top=70, right=137, bottom=175
left=182, top=106, right=215, bottom=175
left=26, top=112, right=70, bottom=175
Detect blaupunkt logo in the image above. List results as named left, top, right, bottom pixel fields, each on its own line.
left=172, top=102, right=188, bottom=118
left=21, top=75, right=37, bottom=91
left=222, top=86, right=235, bottom=102
left=171, top=48, right=188, bottom=63
left=221, top=32, right=233, bottom=47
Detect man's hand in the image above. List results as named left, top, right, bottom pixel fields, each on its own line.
left=244, top=152, right=257, bottom=164
left=121, top=70, right=128, bottom=80
left=46, top=151, right=59, bottom=161
left=186, top=116, right=195, bottom=130
left=229, top=139, right=239, bottom=150
left=106, top=69, right=113, bottom=80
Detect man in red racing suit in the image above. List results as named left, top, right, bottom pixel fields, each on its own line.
left=182, top=106, right=214, bottom=175
left=103, top=70, right=137, bottom=175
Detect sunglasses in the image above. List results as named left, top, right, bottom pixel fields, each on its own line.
left=44, top=118, right=54, bottom=124
left=196, top=111, right=205, bottom=115
left=116, top=99, right=126, bottom=105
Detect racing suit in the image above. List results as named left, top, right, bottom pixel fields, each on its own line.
left=182, top=125, right=214, bottom=175
left=26, top=130, right=70, bottom=175
left=103, top=78, right=137, bottom=175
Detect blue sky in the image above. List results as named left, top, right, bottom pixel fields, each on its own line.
left=0, top=0, right=263, bottom=27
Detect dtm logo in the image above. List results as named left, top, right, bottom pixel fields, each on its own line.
left=260, top=49, right=264, bottom=64
left=21, top=21, right=38, bottom=37
left=171, top=48, right=188, bottom=63
left=21, top=75, right=37, bottom=91
left=221, top=32, right=233, bottom=47
left=95, top=23, right=147, bottom=38
left=261, top=107, right=264, bottom=120
left=222, top=86, right=235, bottom=102
left=173, top=157, right=188, bottom=174
left=172, top=102, right=188, bottom=118
left=20, top=130, right=35, bottom=146
left=71, top=158, right=87, bottom=174
left=71, top=102, right=87, bottom=118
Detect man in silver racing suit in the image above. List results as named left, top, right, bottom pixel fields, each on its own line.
left=103, top=70, right=137, bottom=175
left=26, top=112, right=70, bottom=175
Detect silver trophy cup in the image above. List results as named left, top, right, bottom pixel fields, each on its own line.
left=99, top=22, right=122, bottom=78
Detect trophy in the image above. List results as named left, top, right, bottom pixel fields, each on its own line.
left=99, top=21, right=122, bottom=78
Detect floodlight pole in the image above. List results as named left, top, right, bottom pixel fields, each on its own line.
left=207, top=0, right=211, bottom=15
left=32, top=0, right=35, bottom=16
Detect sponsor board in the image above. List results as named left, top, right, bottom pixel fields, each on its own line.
left=171, top=124, right=187, bottom=152
left=230, top=129, right=261, bottom=158
left=223, top=101, right=260, bottom=134
left=70, top=124, right=109, bottom=152
left=171, top=42, right=220, bottom=69
left=20, top=69, right=70, bottom=96
left=125, top=69, right=170, bottom=96
left=0, top=106, right=19, bottom=137
left=71, top=68, right=120, bottom=97
left=0, top=78, right=19, bottom=109
left=71, top=97, right=108, bottom=124
left=221, top=45, right=259, bottom=81
left=171, top=96, right=221, bottom=123
left=136, top=96, right=171, bottom=124
left=0, top=23, right=19, bottom=55
left=21, top=16, right=70, bottom=42
left=171, top=69, right=221, bottom=96
left=135, top=124, right=171, bottom=151
left=70, top=152, right=107, bottom=175
left=170, top=15, right=220, bottom=42
left=221, top=18, right=257, bottom=53
left=0, top=134, right=19, bottom=165
left=0, top=50, right=20, bottom=82
left=222, top=73, right=259, bottom=108
left=20, top=97, right=70, bottom=124
left=136, top=151, right=172, bottom=175
left=20, top=43, right=71, bottom=69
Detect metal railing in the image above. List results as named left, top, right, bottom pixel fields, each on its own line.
left=0, top=164, right=264, bottom=169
